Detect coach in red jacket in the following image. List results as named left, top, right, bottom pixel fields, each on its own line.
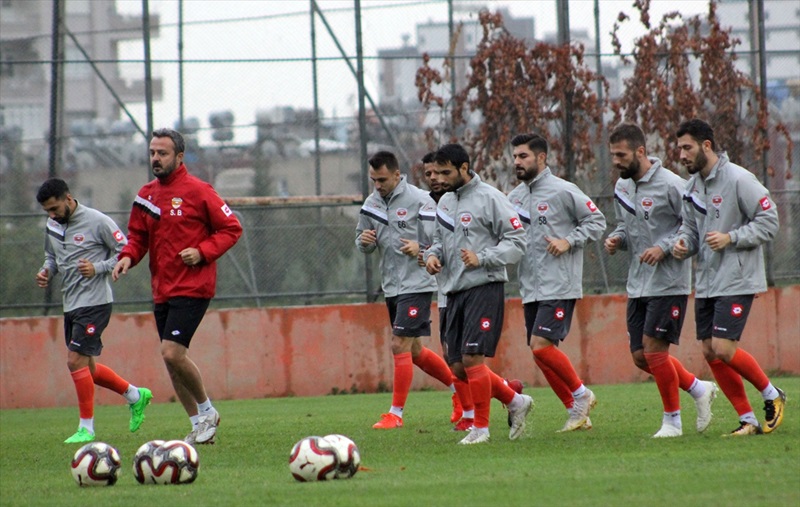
left=113, top=128, right=242, bottom=445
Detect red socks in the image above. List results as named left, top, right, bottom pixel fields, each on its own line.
left=453, top=377, right=474, bottom=412
left=708, top=359, right=752, bottom=416
left=465, top=364, right=491, bottom=428
left=91, top=363, right=129, bottom=394
left=391, top=352, right=413, bottom=409
left=532, top=345, right=583, bottom=392
left=413, top=347, right=454, bottom=387
left=488, top=370, right=516, bottom=406
left=70, top=367, right=94, bottom=419
left=670, top=356, right=697, bottom=392
left=644, top=351, right=680, bottom=412
left=727, top=348, right=770, bottom=392
left=534, top=356, right=574, bottom=408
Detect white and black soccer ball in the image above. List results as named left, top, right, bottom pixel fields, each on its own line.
left=289, top=436, right=339, bottom=482
left=70, top=442, right=122, bottom=487
left=149, top=440, right=200, bottom=485
left=132, top=439, right=165, bottom=484
left=323, top=434, right=361, bottom=479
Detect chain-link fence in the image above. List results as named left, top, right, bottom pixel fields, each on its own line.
left=1, top=1, right=798, bottom=316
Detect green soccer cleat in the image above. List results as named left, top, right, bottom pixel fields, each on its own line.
left=64, top=427, right=95, bottom=444
left=129, top=387, right=153, bottom=432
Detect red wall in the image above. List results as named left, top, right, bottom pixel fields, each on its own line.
left=1, top=286, right=798, bottom=409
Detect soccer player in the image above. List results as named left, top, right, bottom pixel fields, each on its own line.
left=672, top=118, right=785, bottom=436
left=35, top=178, right=152, bottom=444
left=356, top=150, right=458, bottom=429
left=421, top=151, right=475, bottom=431
left=507, top=133, right=604, bottom=433
left=112, top=128, right=242, bottom=444
left=425, top=143, right=533, bottom=445
left=604, top=123, right=717, bottom=437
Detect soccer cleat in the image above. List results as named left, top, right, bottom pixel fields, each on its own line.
left=129, top=387, right=153, bottom=432
left=723, top=421, right=763, bottom=437
left=372, top=412, right=403, bottom=429
left=694, top=381, right=717, bottom=433
left=64, top=427, right=95, bottom=444
left=653, top=423, right=683, bottom=438
left=560, top=389, right=597, bottom=432
left=450, top=393, right=463, bottom=423
left=183, top=429, right=213, bottom=445
left=508, top=394, right=534, bottom=440
left=194, top=409, right=221, bottom=444
left=505, top=379, right=524, bottom=427
left=452, top=417, right=474, bottom=432
left=763, top=387, right=786, bottom=434
left=458, top=427, right=490, bottom=445
left=582, top=417, right=593, bottom=430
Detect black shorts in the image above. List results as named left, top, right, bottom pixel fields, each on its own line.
left=695, top=295, right=754, bottom=341
left=385, top=292, right=433, bottom=337
left=524, top=299, right=576, bottom=344
left=64, top=304, right=112, bottom=357
left=154, top=297, right=210, bottom=348
left=627, top=295, right=687, bottom=352
left=443, top=282, right=505, bottom=364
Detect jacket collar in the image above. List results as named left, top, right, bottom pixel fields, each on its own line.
left=376, top=175, right=408, bottom=202
left=158, top=163, right=188, bottom=185
left=456, top=171, right=481, bottom=196
left=637, top=157, right=663, bottom=184
left=704, top=152, right=728, bottom=182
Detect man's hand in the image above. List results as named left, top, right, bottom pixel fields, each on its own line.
left=639, top=246, right=665, bottom=266
left=672, top=238, right=688, bottom=260
left=426, top=255, right=442, bottom=275
left=604, top=236, right=621, bottom=255
left=545, top=237, right=571, bottom=257
left=399, top=238, right=420, bottom=258
left=77, top=258, right=96, bottom=278
left=359, top=229, right=377, bottom=247
left=112, top=257, right=132, bottom=281
left=460, top=248, right=479, bottom=268
left=179, top=247, right=203, bottom=266
left=705, top=231, right=732, bottom=251
left=35, top=268, right=49, bottom=288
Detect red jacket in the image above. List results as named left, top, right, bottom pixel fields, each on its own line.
left=121, top=164, right=243, bottom=303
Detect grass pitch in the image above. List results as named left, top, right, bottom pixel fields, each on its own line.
left=1, top=378, right=798, bottom=507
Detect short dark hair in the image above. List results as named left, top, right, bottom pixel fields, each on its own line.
left=421, top=151, right=436, bottom=164
left=676, top=119, right=716, bottom=151
left=511, top=133, right=548, bottom=154
left=152, top=128, right=186, bottom=154
left=36, top=178, right=70, bottom=204
left=433, top=143, right=470, bottom=169
left=368, top=150, right=399, bottom=171
left=609, top=123, right=646, bottom=151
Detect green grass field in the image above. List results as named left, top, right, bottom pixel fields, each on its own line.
left=1, top=378, right=798, bottom=507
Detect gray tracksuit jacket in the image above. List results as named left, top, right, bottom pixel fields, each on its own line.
left=508, top=167, right=606, bottom=303
left=356, top=176, right=437, bottom=297
left=607, top=158, right=691, bottom=298
left=425, top=173, right=526, bottom=294
left=41, top=202, right=127, bottom=312
left=673, top=152, right=779, bottom=298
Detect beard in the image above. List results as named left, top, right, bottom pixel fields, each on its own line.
left=152, top=160, right=176, bottom=179
left=52, top=203, right=71, bottom=224
left=441, top=173, right=465, bottom=192
left=617, top=157, right=640, bottom=180
left=515, top=165, right=537, bottom=182
left=684, top=150, right=708, bottom=175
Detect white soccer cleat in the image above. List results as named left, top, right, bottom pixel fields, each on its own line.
left=560, top=389, right=596, bottom=432
left=508, top=394, right=534, bottom=440
left=695, top=380, right=718, bottom=433
left=653, top=423, right=683, bottom=438
left=458, top=427, right=490, bottom=445
left=194, top=409, right=220, bottom=444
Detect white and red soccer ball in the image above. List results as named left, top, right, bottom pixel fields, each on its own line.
left=133, top=439, right=199, bottom=485
left=70, top=442, right=122, bottom=487
left=289, top=435, right=361, bottom=482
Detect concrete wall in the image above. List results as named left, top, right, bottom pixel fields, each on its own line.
left=1, top=286, right=798, bottom=409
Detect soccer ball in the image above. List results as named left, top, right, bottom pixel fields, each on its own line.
left=149, top=440, right=200, bottom=485
left=70, top=442, right=122, bottom=487
left=289, top=436, right=339, bottom=482
left=132, top=440, right=165, bottom=484
left=323, top=434, right=361, bottom=479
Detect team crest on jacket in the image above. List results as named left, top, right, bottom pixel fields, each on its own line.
left=408, top=306, right=418, bottom=318
left=711, top=195, right=723, bottom=209
left=641, top=197, right=654, bottom=211
left=537, top=202, right=549, bottom=215
left=760, top=196, right=771, bottom=210
left=479, top=318, right=491, bottom=331
left=730, top=304, right=744, bottom=317
left=459, top=213, right=473, bottom=227
left=171, top=197, right=183, bottom=209
left=554, top=308, right=565, bottom=321
left=671, top=306, right=681, bottom=320
left=72, top=233, right=85, bottom=245
left=113, top=230, right=125, bottom=243
left=396, top=208, right=408, bottom=219
left=586, top=200, right=598, bottom=212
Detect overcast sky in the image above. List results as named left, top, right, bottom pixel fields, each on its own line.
left=114, top=0, right=708, bottom=143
